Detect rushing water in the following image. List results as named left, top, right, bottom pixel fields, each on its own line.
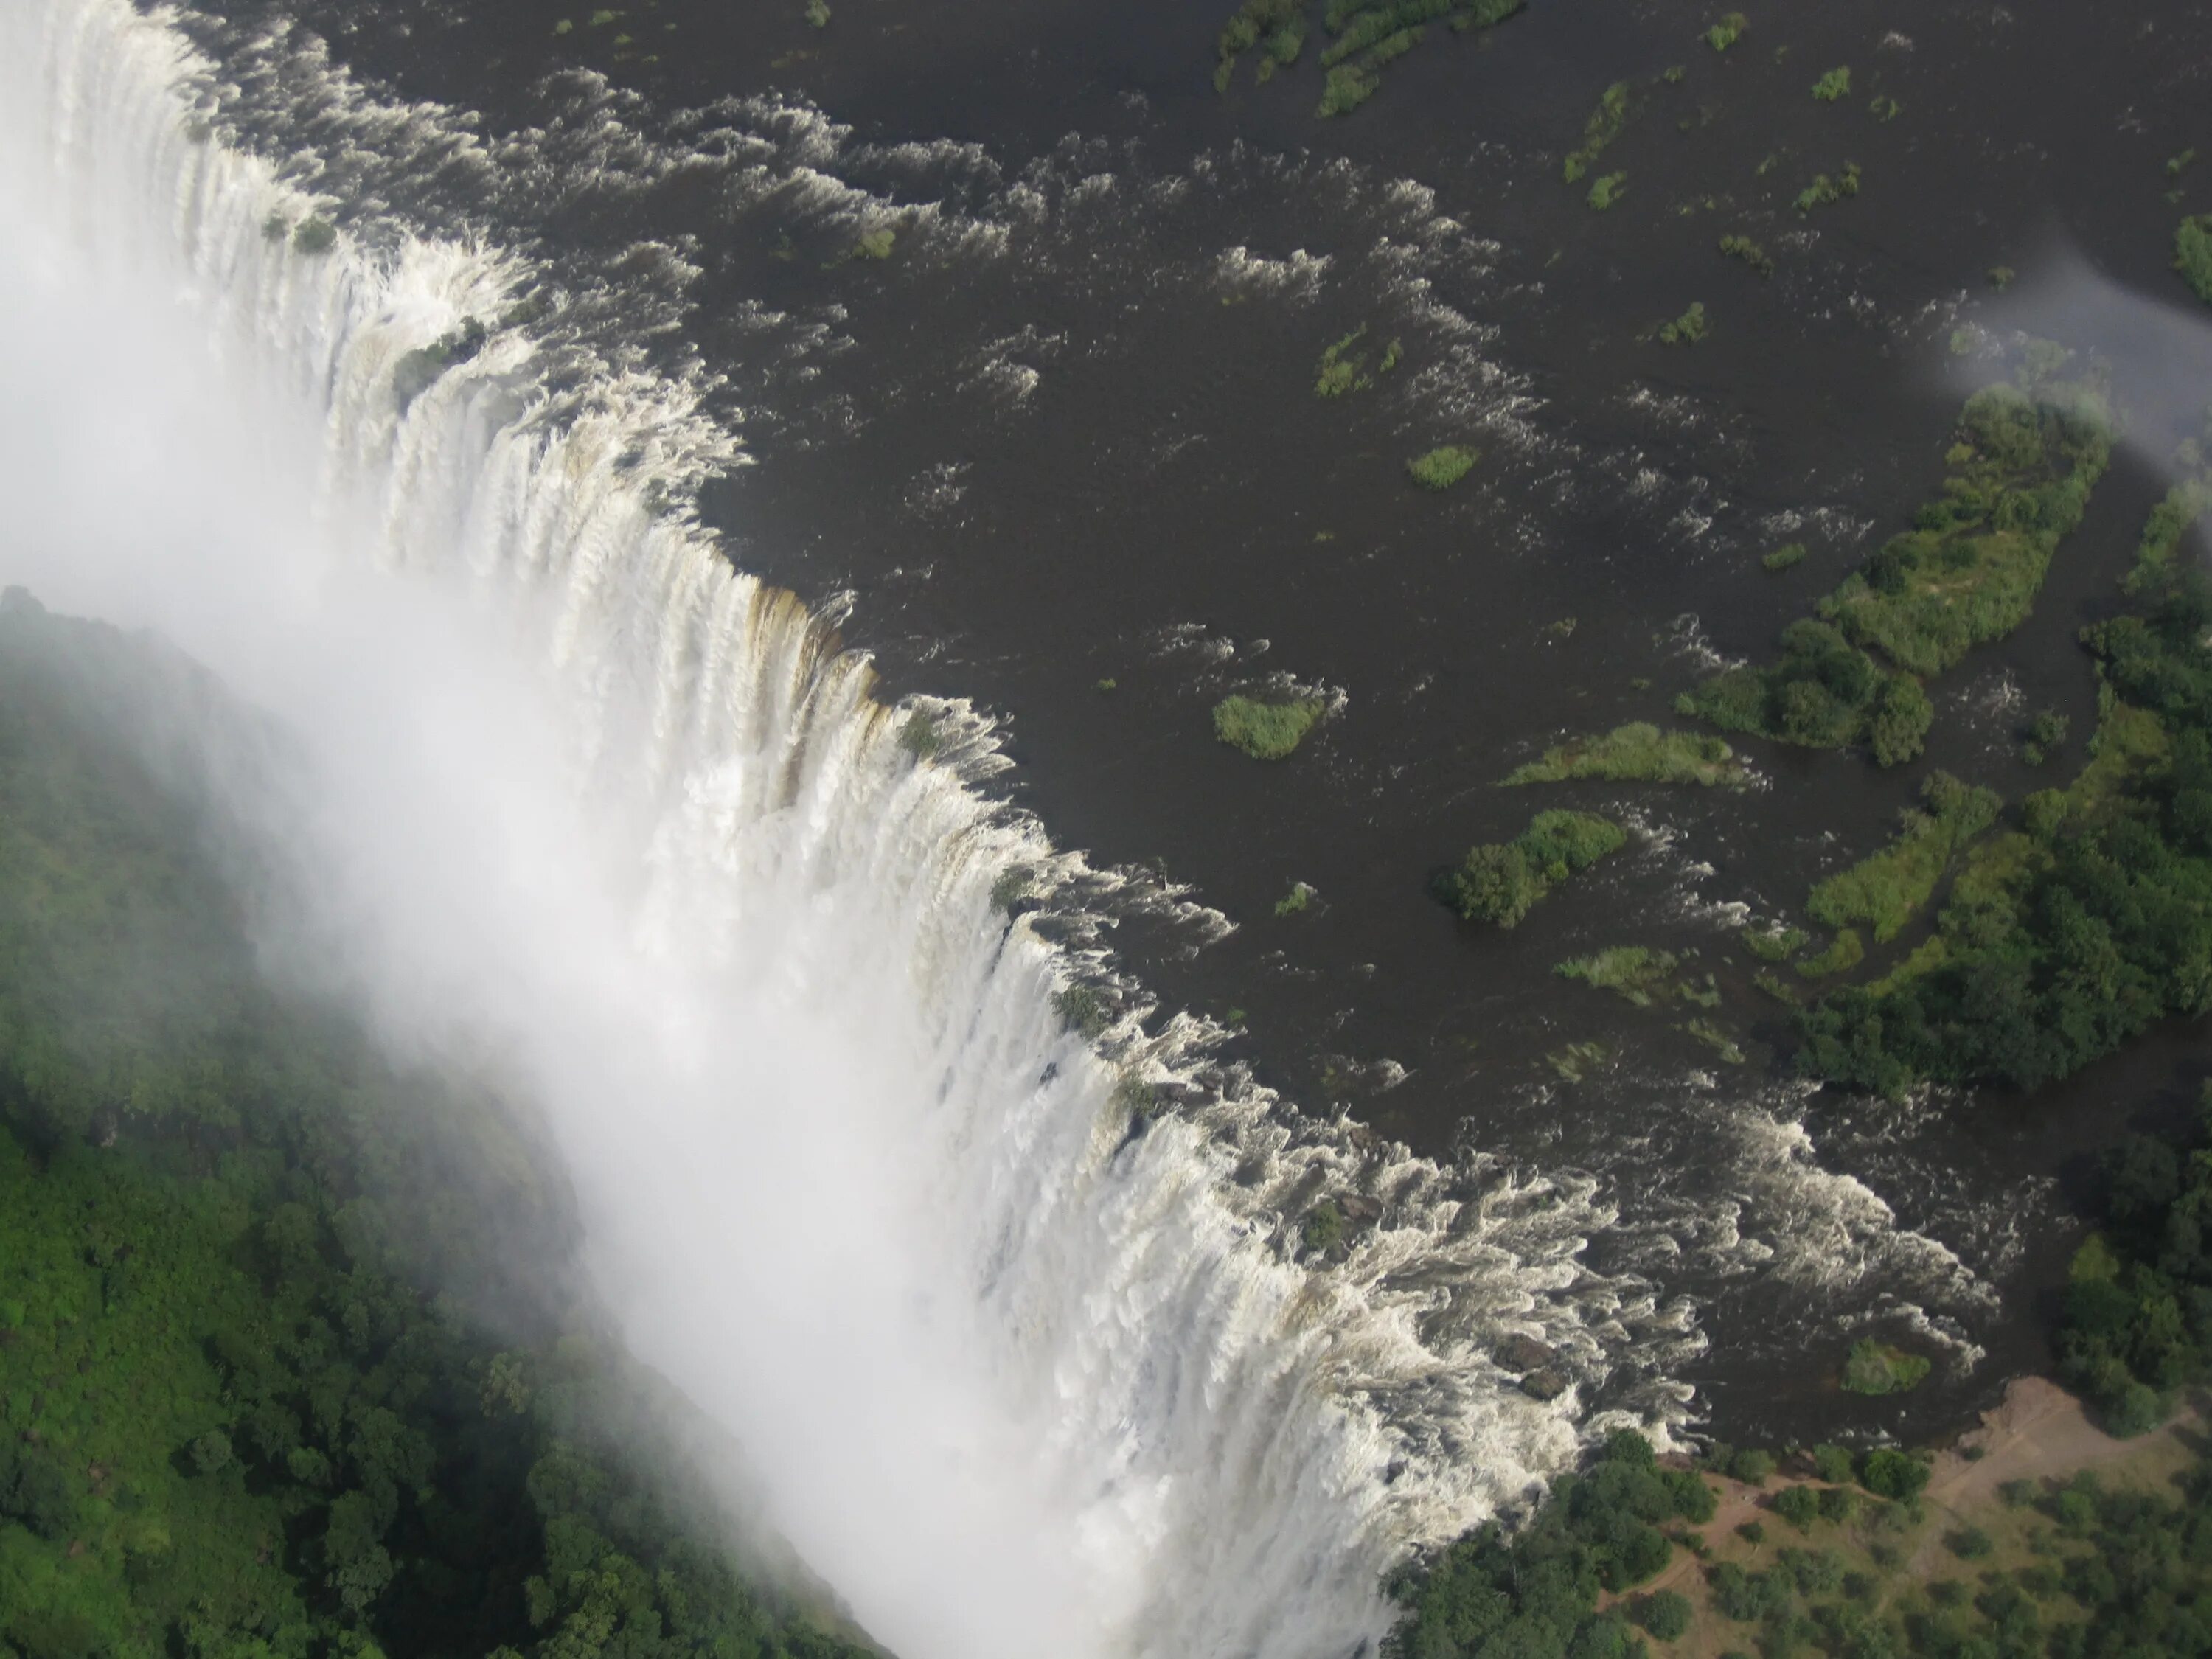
left=0, top=2, right=1728, bottom=1654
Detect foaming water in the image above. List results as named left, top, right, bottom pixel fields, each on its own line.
left=0, top=3, right=1703, bottom=1656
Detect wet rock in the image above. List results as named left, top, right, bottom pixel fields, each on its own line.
left=1498, top=1334, right=1559, bottom=1373
left=1519, top=1369, right=1569, bottom=1402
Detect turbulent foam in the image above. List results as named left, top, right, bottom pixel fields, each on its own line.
left=11, top=2, right=1701, bottom=1656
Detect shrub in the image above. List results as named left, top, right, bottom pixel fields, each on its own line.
left=1816, top=1486, right=1855, bottom=1524
left=1213, top=695, right=1325, bottom=759
left=1772, top=1486, right=1818, bottom=1531
left=1810, top=1444, right=1854, bottom=1484
left=1632, top=1591, right=1693, bottom=1641
left=1812, top=66, right=1851, bottom=100
left=1437, top=811, right=1626, bottom=926
left=1274, top=881, right=1317, bottom=916
left=1858, top=1448, right=1929, bottom=1501
left=1731, top=1448, right=1776, bottom=1486
left=1841, top=1338, right=1932, bottom=1394
left=1052, top=985, right=1110, bottom=1038
left=1763, top=542, right=1807, bottom=571
left=1705, top=11, right=1746, bottom=49
left=1407, top=445, right=1481, bottom=490
left=1807, top=774, right=1999, bottom=942
left=1946, top=1526, right=1994, bottom=1559
left=1736, top=1520, right=1765, bottom=1545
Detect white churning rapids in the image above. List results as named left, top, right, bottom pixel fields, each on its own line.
left=3, top=3, right=1696, bottom=1656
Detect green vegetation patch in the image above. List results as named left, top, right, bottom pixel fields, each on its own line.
left=1214, top=693, right=1326, bottom=759
left=1656, top=300, right=1707, bottom=344
left=1818, top=378, right=2113, bottom=676
left=1721, top=234, right=1775, bottom=277
left=1555, top=945, right=1680, bottom=1006
left=1407, top=445, right=1480, bottom=490
left=292, top=217, right=338, bottom=255
left=1704, top=11, right=1745, bottom=51
left=1505, top=722, right=1748, bottom=787
left=1564, top=80, right=1632, bottom=184
left=1795, top=928, right=1865, bottom=978
left=1275, top=880, right=1318, bottom=915
left=1385, top=1430, right=1714, bottom=1658
left=1762, top=541, right=1807, bottom=572
left=1742, top=922, right=1809, bottom=962
left=1214, top=0, right=1526, bottom=113
left=1676, top=620, right=1933, bottom=766
left=1793, top=160, right=1863, bottom=214
left=1806, top=771, right=2002, bottom=942
left=1840, top=1338, right=1933, bottom=1395
left=1315, top=325, right=1378, bottom=396
left=2126, top=473, right=2212, bottom=594
left=1436, top=810, right=1627, bottom=927
left=1811, top=66, right=1851, bottom=101
left=1586, top=170, right=1630, bottom=212
left=1683, top=376, right=2110, bottom=768
left=2178, top=215, right=2212, bottom=305
left=1796, top=577, right=2212, bottom=1096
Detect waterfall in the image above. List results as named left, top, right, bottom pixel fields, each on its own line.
left=0, top=3, right=1695, bottom=1655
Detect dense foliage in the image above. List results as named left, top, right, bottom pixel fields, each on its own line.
left=2058, top=1084, right=2212, bottom=1436
left=1436, top=810, right=1626, bottom=928
left=1797, top=579, right=2212, bottom=1095
left=1382, top=1431, right=1711, bottom=1659
left=1676, top=618, right=1932, bottom=768
left=0, top=598, right=869, bottom=1659
left=1681, top=375, right=2110, bottom=767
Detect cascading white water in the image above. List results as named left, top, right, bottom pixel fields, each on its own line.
left=0, top=3, right=1697, bottom=1655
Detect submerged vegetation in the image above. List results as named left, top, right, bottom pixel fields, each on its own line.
left=1721, top=234, right=1775, bottom=278
left=1793, top=161, right=1863, bottom=214
left=1504, top=722, right=1748, bottom=787
left=1436, top=810, right=1626, bottom=927
left=1214, top=693, right=1326, bottom=759
left=1656, top=301, right=1708, bottom=344
left=1555, top=945, right=1680, bottom=1006
left=1210, top=0, right=1526, bottom=113
left=0, top=599, right=871, bottom=1659
left=1563, top=81, right=1632, bottom=184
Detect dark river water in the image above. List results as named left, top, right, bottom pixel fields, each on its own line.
left=173, top=0, right=2212, bottom=1446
